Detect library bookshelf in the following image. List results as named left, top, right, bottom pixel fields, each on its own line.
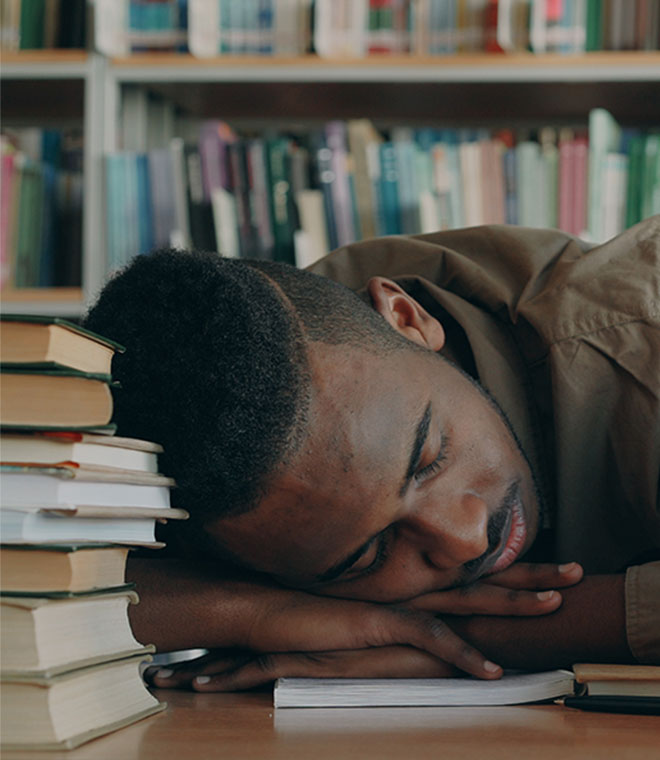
left=2, top=49, right=660, bottom=316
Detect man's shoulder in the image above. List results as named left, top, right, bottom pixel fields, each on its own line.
left=309, top=219, right=660, bottom=343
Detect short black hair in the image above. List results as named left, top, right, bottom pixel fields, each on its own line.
left=83, top=249, right=408, bottom=544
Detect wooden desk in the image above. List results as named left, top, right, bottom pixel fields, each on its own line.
left=4, top=689, right=659, bottom=760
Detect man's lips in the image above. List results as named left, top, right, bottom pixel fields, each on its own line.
left=486, top=495, right=528, bottom=575
left=458, top=486, right=528, bottom=585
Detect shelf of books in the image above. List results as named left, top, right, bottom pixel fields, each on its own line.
left=2, top=0, right=660, bottom=315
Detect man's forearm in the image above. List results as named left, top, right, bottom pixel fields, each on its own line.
left=447, top=574, right=635, bottom=669
left=126, top=557, right=261, bottom=651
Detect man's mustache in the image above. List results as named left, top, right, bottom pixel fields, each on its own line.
left=458, top=481, right=519, bottom=583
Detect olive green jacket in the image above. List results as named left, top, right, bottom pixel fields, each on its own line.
left=309, top=216, right=660, bottom=663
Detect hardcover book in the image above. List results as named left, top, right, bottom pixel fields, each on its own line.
left=0, top=431, right=163, bottom=472
left=0, top=369, right=114, bottom=429
left=0, top=653, right=165, bottom=750
left=0, top=590, right=148, bottom=677
left=0, top=315, right=123, bottom=374
left=0, top=544, right=129, bottom=595
left=274, top=670, right=577, bottom=708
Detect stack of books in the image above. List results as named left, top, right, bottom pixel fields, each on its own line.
left=0, top=314, right=188, bottom=751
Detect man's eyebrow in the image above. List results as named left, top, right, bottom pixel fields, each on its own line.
left=314, top=401, right=432, bottom=585
left=399, top=401, right=432, bottom=497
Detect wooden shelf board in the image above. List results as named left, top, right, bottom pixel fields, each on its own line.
left=108, top=51, right=660, bottom=83
left=0, top=49, right=92, bottom=79
left=0, top=49, right=89, bottom=64
left=110, top=51, right=660, bottom=68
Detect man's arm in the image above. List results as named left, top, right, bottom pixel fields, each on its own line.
left=447, top=574, right=635, bottom=670
left=127, top=556, right=506, bottom=677
left=141, top=571, right=635, bottom=692
left=127, top=556, right=585, bottom=690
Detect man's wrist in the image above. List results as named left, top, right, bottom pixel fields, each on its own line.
left=445, top=574, right=634, bottom=670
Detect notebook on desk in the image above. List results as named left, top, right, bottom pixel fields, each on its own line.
left=274, top=665, right=660, bottom=709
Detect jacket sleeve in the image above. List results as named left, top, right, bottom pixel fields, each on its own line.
left=625, top=561, right=660, bottom=663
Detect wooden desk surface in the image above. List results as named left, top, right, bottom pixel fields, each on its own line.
left=4, top=689, right=660, bottom=760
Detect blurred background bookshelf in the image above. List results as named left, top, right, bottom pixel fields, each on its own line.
left=1, top=0, right=660, bottom=317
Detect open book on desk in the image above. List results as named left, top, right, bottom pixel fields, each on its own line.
left=274, top=665, right=660, bottom=710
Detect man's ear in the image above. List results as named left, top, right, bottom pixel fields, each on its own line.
left=367, top=277, right=445, bottom=351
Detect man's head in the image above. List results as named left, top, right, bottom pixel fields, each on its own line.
left=85, top=249, right=540, bottom=601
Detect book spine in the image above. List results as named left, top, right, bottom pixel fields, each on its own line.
left=258, top=0, right=274, bottom=54
left=641, top=133, right=660, bottom=219
left=265, top=136, right=297, bottom=264
left=378, top=142, right=402, bottom=235
left=247, top=139, right=275, bottom=259
left=136, top=153, right=155, bottom=254
left=0, top=151, right=16, bottom=288
left=585, top=0, right=603, bottom=50
left=185, top=145, right=217, bottom=251
left=38, top=162, right=56, bottom=287
left=169, top=136, right=192, bottom=249
left=188, top=0, right=221, bottom=57
left=324, top=121, right=357, bottom=247
left=392, top=130, right=421, bottom=234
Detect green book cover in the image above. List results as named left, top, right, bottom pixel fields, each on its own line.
left=0, top=583, right=135, bottom=600
left=19, top=0, right=45, bottom=49
left=641, top=133, right=660, bottom=219
left=0, top=423, right=117, bottom=434
left=14, top=160, right=37, bottom=287
left=265, top=136, right=296, bottom=265
left=585, top=0, right=602, bottom=51
left=0, top=367, right=114, bottom=383
left=625, top=134, right=646, bottom=228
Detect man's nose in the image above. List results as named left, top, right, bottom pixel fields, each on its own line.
left=409, top=492, right=490, bottom=569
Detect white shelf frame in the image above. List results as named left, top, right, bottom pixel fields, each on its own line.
left=1, top=53, right=110, bottom=316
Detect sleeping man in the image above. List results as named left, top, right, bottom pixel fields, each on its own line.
left=83, top=217, right=660, bottom=690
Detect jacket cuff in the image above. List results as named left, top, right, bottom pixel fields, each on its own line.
left=625, top=561, right=660, bottom=664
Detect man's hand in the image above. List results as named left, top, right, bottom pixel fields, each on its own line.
left=144, top=646, right=458, bottom=691
left=133, top=559, right=583, bottom=691
left=445, top=573, right=635, bottom=671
